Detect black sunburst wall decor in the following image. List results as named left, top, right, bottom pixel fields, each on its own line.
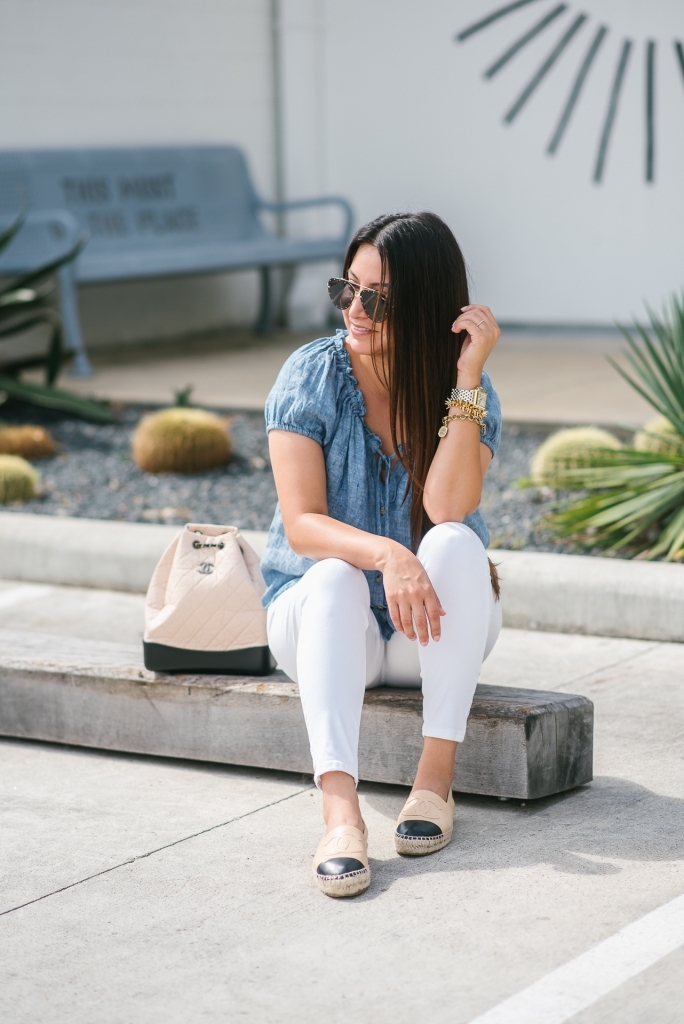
left=455, top=0, right=684, bottom=184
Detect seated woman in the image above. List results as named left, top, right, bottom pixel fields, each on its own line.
left=261, top=212, right=502, bottom=897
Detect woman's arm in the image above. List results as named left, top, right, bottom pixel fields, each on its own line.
left=269, top=429, right=444, bottom=645
left=423, top=304, right=500, bottom=524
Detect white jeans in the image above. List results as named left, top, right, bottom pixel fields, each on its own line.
left=267, top=522, right=502, bottom=787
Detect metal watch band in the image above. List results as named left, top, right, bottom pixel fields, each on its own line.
left=449, top=387, right=488, bottom=410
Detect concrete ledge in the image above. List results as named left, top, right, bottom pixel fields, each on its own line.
left=0, top=512, right=266, bottom=591
left=492, top=548, right=684, bottom=643
left=0, top=629, right=593, bottom=801
left=1, top=512, right=682, bottom=642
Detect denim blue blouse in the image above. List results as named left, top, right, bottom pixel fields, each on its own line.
left=261, top=331, right=501, bottom=640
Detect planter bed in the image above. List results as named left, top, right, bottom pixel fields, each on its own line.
left=1, top=398, right=566, bottom=552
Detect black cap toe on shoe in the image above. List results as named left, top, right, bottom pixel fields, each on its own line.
left=316, top=857, right=365, bottom=877
left=396, top=820, right=443, bottom=838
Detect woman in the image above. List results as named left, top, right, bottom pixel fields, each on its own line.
left=261, top=212, right=502, bottom=897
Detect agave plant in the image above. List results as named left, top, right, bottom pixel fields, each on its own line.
left=0, top=211, right=114, bottom=422
left=550, top=292, right=684, bottom=561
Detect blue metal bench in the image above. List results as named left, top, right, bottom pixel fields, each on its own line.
left=0, top=146, right=353, bottom=375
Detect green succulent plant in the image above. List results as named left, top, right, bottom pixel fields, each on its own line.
left=132, top=407, right=232, bottom=474
left=0, top=453, right=39, bottom=502
left=550, top=292, right=684, bottom=561
left=0, top=210, right=115, bottom=422
left=530, top=427, right=621, bottom=487
left=633, top=415, right=684, bottom=458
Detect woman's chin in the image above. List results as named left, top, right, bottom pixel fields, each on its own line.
left=347, top=340, right=372, bottom=356
left=345, top=329, right=376, bottom=355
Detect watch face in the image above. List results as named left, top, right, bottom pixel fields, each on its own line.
left=475, top=390, right=487, bottom=408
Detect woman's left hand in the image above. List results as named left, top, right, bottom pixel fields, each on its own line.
left=451, top=304, right=500, bottom=384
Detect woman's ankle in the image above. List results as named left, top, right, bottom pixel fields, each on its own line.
left=411, top=737, right=457, bottom=801
left=320, top=771, right=364, bottom=831
left=411, top=771, right=453, bottom=802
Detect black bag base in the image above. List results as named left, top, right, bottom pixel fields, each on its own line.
left=143, top=642, right=276, bottom=676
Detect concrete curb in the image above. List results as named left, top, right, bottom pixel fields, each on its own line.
left=0, top=512, right=266, bottom=593
left=491, top=548, right=684, bottom=643
left=1, top=512, right=682, bottom=643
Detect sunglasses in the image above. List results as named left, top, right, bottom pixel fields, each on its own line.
left=327, top=278, right=389, bottom=323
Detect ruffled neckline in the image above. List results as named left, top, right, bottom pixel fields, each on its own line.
left=332, top=331, right=394, bottom=461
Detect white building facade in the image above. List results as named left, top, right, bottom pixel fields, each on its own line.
left=1, top=0, right=683, bottom=341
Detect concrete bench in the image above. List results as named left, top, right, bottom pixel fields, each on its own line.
left=0, top=146, right=353, bottom=375
left=0, top=629, right=593, bottom=801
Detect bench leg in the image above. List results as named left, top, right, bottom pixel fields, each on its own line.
left=57, top=265, right=92, bottom=377
left=255, top=266, right=274, bottom=335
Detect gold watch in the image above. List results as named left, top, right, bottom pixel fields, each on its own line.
left=448, top=386, right=488, bottom=411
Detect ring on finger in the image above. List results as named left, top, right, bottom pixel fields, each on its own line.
left=476, top=318, right=485, bottom=328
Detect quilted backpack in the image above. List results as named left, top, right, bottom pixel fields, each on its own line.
left=143, top=523, right=273, bottom=675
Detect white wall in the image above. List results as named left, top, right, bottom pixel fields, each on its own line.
left=280, top=0, right=684, bottom=325
left=3, top=0, right=683, bottom=341
left=0, top=0, right=277, bottom=343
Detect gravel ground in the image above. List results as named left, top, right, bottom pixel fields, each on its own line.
left=0, top=399, right=570, bottom=552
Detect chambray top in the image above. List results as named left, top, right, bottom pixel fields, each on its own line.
left=261, top=331, right=501, bottom=640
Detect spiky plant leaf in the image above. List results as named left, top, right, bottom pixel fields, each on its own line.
left=550, top=448, right=684, bottom=560
left=0, top=234, right=87, bottom=297
left=0, top=374, right=115, bottom=423
left=0, top=210, right=27, bottom=255
left=608, top=292, right=684, bottom=439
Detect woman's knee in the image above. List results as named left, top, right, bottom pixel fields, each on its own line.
left=302, top=558, right=369, bottom=607
left=418, top=521, right=485, bottom=566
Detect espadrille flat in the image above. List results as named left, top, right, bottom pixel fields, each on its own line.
left=313, top=823, right=370, bottom=897
left=394, top=788, right=455, bottom=856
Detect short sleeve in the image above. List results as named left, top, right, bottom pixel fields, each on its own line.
left=479, top=370, right=502, bottom=457
left=264, top=337, right=339, bottom=447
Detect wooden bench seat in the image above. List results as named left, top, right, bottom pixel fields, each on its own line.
left=0, top=629, right=593, bottom=801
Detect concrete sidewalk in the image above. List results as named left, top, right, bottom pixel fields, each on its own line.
left=49, top=327, right=655, bottom=426
left=1, top=578, right=683, bottom=1023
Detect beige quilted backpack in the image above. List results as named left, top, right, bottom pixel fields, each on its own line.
left=143, top=523, right=274, bottom=675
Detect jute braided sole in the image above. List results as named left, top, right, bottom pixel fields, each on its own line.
left=314, top=865, right=371, bottom=897
left=394, top=828, right=453, bottom=856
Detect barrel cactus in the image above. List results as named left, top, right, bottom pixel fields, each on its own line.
left=132, top=408, right=232, bottom=474
left=0, top=454, right=39, bottom=502
left=0, top=424, right=55, bottom=459
left=531, top=427, right=621, bottom=486
left=633, top=415, right=684, bottom=457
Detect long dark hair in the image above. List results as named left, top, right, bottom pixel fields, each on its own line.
left=343, top=212, right=470, bottom=548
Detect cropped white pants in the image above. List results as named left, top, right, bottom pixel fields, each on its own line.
left=267, top=522, right=501, bottom=787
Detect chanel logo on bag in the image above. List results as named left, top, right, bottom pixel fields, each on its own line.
left=197, top=562, right=214, bottom=575
left=192, top=539, right=225, bottom=549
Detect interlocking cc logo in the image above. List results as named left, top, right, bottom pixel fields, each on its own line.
left=198, top=562, right=214, bottom=575
left=326, top=835, right=352, bottom=853
left=407, top=798, right=439, bottom=818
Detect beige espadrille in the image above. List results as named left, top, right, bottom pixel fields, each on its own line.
left=313, top=823, right=370, bottom=897
left=394, top=789, right=455, bottom=856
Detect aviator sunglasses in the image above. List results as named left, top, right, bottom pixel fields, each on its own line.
left=327, top=277, right=389, bottom=323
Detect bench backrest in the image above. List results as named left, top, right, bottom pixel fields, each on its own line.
left=0, top=146, right=266, bottom=262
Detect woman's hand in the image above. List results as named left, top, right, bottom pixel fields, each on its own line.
left=380, top=543, right=445, bottom=645
left=452, top=304, right=500, bottom=386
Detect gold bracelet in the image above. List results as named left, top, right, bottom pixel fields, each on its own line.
left=446, top=397, right=484, bottom=417
left=446, top=399, right=485, bottom=425
left=438, top=399, right=485, bottom=436
left=438, top=410, right=485, bottom=437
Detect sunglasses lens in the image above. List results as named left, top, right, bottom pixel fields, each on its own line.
left=328, top=278, right=354, bottom=310
left=361, top=289, right=387, bottom=322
